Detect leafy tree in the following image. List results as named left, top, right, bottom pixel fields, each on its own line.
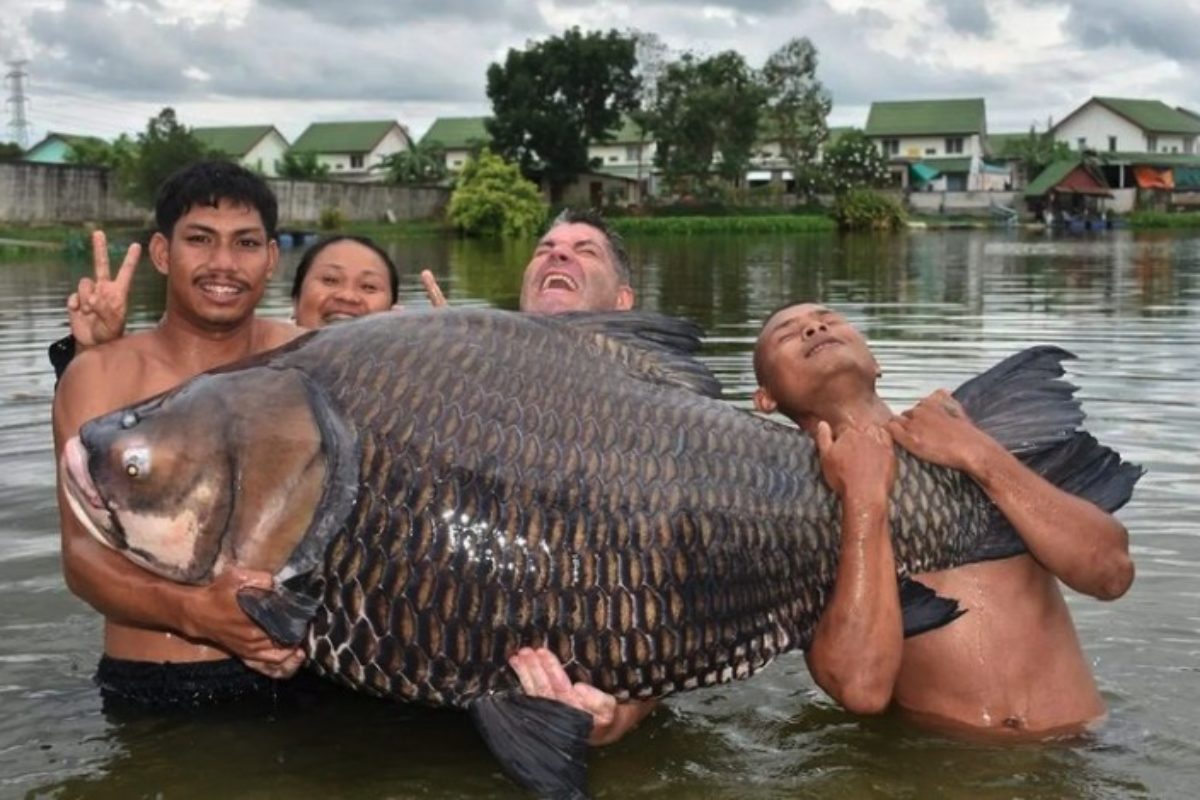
left=823, top=130, right=890, bottom=193
left=761, top=38, right=831, bottom=181
left=278, top=150, right=331, bottom=180
left=0, top=141, right=23, bottom=161
left=66, top=134, right=138, bottom=171
left=831, top=188, right=905, bottom=231
left=999, top=126, right=1073, bottom=185
left=448, top=150, right=547, bottom=238
left=124, top=108, right=222, bottom=206
left=486, top=27, right=639, bottom=203
left=378, top=142, right=448, bottom=185
left=648, top=50, right=768, bottom=192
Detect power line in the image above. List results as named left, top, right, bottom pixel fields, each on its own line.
left=5, top=60, right=32, bottom=148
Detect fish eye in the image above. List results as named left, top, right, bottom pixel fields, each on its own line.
left=121, top=412, right=138, bottom=429
left=122, top=447, right=151, bottom=480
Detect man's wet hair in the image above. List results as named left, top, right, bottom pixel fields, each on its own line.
left=290, top=235, right=400, bottom=305
left=155, top=160, right=279, bottom=240
left=546, top=208, right=632, bottom=285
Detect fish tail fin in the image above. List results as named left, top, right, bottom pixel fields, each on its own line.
left=899, top=576, right=966, bottom=637
left=470, top=692, right=593, bottom=799
left=951, top=346, right=1144, bottom=562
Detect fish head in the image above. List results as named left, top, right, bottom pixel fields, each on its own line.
left=61, top=368, right=336, bottom=584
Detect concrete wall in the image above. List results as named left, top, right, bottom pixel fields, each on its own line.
left=0, top=162, right=144, bottom=223
left=0, top=162, right=450, bottom=224
left=908, top=190, right=1021, bottom=216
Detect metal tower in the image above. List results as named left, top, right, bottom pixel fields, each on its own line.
left=5, top=60, right=31, bottom=149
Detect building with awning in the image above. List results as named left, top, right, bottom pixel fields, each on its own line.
left=1024, top=159, right=1112, bottom=222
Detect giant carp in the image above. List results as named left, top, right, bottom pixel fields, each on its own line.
left=61, top=309, right=1141, bottom=797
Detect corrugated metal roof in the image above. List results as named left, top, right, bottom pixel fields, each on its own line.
left=419, top=117, right=491, bottom=149
left=1093, top=98, right=1200, bottom=135
left=1024, top=159, right=1083, bottom=196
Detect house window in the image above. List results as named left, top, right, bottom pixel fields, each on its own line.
left=925, top=147, right=936, bottom=155
left=945, top=137, right=963, bottom=154
left=1076, top=137, right=1087, bottom=151
left=1187, top=139, right=1196, bottom=155
left=881, top=138, right=899, bottom=156
left=1108, top=136, right=1117, bottom=152
left=1172, top=146, right=1179, bottom=153
left=452, top=159, right=463, bottom=167
left=1147, top=135, right=1158, bottom=152
left=350, top=154, right=364, bottom=169
left=608, top=155, right=619, bottom=163
left=625, top=145, right=641, bottom=161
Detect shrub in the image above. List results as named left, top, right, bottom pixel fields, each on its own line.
left=318, top=206, right=346, bottom=230
left=448, top=150, right=547, bottom=238
left=831, top=189, right=905, bottom=231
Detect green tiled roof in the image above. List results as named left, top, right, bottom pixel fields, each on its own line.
left=291, top=120, right=404, bottom=154
left=1091, top=98, right=1200, bottom=135
left=420, top=116, right=491, bottom=149
left=193, top=125, right=281, bottom=157
left=602, top=114, right=652, bottom=143
left=1024, top=159, right=1081, bottom=197
left=866, top=98, right=986, bottom=137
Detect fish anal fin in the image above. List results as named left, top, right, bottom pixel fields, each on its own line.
left=899, top=576, right=966, bottom=637
left=236, top=584, right=320, bottom=647
left=470, top=692, right=592, bottom=800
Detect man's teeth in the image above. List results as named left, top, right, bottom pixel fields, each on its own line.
left=541, top=274, right=578, bottom=291
left=200, top=282, right=241, bottom=296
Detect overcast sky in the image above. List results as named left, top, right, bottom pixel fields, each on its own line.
left=3, top=0, right=1199, bottom=147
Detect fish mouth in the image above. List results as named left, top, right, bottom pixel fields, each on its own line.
left=61, top=436, right=122, bottom=551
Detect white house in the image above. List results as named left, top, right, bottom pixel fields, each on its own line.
left=193, top=125, right=289, bottom=177
left=864, top=98, right=1001, bottom=191
left=289, top=120, right=411, bottom=182
left=1051, top=97, right=1200, bottom=155
left=420, top=116, right=491, bottom=173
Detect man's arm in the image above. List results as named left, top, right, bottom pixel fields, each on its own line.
left=802, top=422, right=903, bottom=715
left=887, top=390, right=1134, bottom=600
left=53, top=351, right=301, bottom=675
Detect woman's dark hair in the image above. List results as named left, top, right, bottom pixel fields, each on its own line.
left=290, top=235, right=400, bottom=304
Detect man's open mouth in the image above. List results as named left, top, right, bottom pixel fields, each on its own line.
left=806, top=338, right=842, bottom=358
left=539, top=272, right=579, bottom=292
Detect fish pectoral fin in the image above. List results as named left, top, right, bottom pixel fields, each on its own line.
left=899, top=576, right=966, bottom=638
left=469, top=692, right=593, bottom=800
left=236, top=585, right=320, bottom=647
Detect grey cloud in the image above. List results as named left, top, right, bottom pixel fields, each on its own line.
left=24, top=0, right=501, bottom=104
left=257, top=0, right=546, bottom=29
left=931, top=0, right=993, bottom=37
left=1025, top=0, right=1199, bottom=63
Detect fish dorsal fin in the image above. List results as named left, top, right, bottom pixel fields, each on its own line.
left=545, top=311, right=722, bottom=399
left=951, top=345, right=1082, bottom=455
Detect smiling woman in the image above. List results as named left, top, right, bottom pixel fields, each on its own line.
left=289, top=236, right=400, bottom=328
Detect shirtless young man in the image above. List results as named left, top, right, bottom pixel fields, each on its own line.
left=753, top=302, right=1135, bottom=736
left=54, top=160, right=305, bottom=706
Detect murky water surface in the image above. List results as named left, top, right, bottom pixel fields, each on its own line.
left=1, top=229, right=1197, bottom=798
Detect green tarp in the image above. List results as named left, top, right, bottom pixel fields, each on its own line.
left=1174, top=167, right=1200, bottom=189
left=910, top=162, right=940, bottom=184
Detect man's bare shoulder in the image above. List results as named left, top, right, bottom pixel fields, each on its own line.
left=253, top=317, right=303, bottom=352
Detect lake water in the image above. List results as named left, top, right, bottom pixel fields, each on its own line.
left=1, top=228, right=1197, bottom=798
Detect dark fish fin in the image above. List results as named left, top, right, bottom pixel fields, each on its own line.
left=951, top=347, right=1145, bottom=563
left=548, top=311, right=722, bottom=399
left=236, top=583, right=321, bottom=647
left=470, top=692, right=593, bottom=800
left=899, top=576, right=966, bottom=637
left=952, top=345, right=1082, bottom=455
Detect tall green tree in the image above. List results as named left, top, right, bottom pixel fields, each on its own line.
left=125, top=108, right=222, bottom=206
left=277, top=151, right=330, bottom=180
left=649, top=50, right=768, bottom=192
left=761, top=38, right=831, bottom=178
left=0, top=141, right=23, bottom=161
left=486, top=27, right=639, bottom=203
left=378, top=142, right=448, bottom=185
